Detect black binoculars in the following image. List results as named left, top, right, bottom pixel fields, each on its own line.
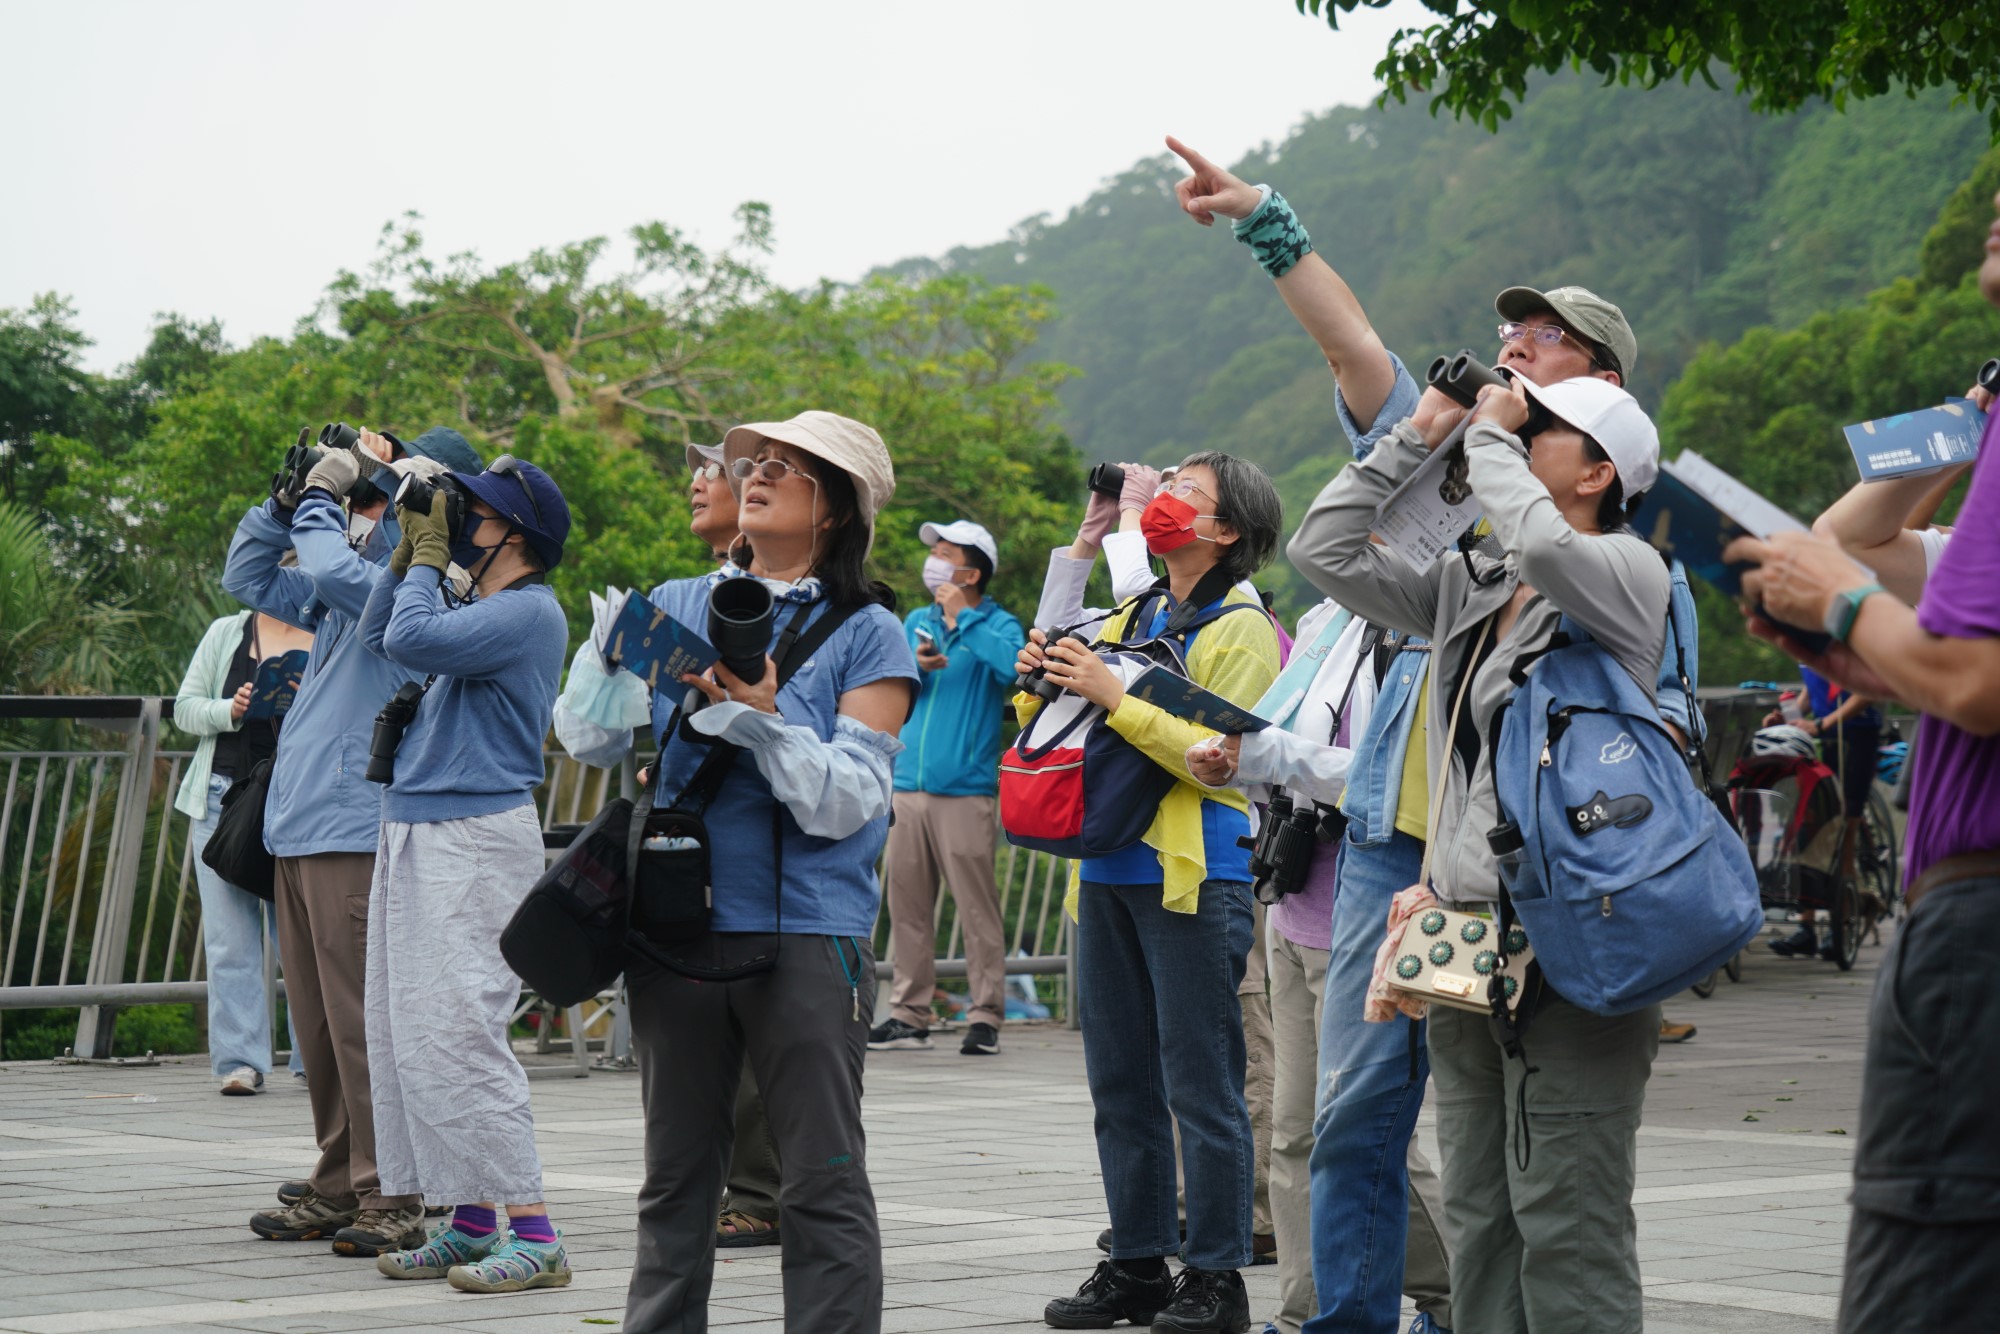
left=1087, top=462, right=1125, bottom=498
left=1014, top=627, right=1091, bottom=705
left=364, top=680, right=427, bottom=786
left=1239, top=792, right=1344, bottom=905
left=270, top=422, right=389, bottom=509
left=707, top=576, right=774, bottom=686
left=1978, top=358, right=2000, bottom=397
left=1425, top=350, right=1516, bottom=409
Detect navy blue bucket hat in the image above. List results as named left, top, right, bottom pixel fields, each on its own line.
left=454, top=456, right=571, bottom=571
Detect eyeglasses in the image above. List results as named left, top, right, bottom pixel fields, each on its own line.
left=1163, top=476, right=1218, bottom=506
left=1498, top=321, right=1597, bottom=359
left=486, top=454, right=544, bottom=530
left=731, top=456, right=817, bottom=486
left=691, top=461, right=724, bottom=482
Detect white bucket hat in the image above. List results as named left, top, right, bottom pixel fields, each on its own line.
left=919, top=519, right=999, bottom=573
left=1516, top=376, right=1659, bottom=495
left=684, top=441, right=725, bottom=475
left=722, top=411, right=896, bottom=539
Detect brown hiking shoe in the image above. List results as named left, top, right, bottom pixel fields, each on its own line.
left=332, top=1203, right=428, bottom=1258
left=251, top=1187, right=359, bottom=1241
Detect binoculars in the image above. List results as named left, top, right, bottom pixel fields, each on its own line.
left=1239, top=792, right=1345, bottom=905
left=364, top=680, right=427, bottom=786
left=1978, top=358, right=2000, bottom=397
left=1425, top=350, right=1515, bottom=409
left=270, top=422, right=392, bottom=509
left=708, top=576, right=774, bottom=686
left=393, top=470, right=470, bottom=544
left=1013, top=626, right=1090, bottom=704
left=1087, top=462, right=1125, bottom=498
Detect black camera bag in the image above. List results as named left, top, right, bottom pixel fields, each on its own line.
left=202, top=755, right=278, bottom=902
left=500, top=597, right=862, bottom=1002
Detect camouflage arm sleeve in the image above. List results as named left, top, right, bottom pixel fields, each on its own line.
left=1232, top=188, right=1313, bottom=279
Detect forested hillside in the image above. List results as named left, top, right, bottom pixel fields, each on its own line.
left=895, top=76, right=1987, bottom=477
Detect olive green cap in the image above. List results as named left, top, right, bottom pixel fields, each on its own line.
left=1494, top=285, right=1638, bottom=380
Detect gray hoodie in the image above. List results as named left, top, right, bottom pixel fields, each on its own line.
left=1288, top=418, right=1671, bottom=904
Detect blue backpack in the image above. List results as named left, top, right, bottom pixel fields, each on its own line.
left=1486, top=615, right=1761, bottom=1016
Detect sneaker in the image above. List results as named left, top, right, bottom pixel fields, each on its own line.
left=961, top=1022, right=1001, bottom=1056
left=1769, top=925, right=1818, bottom=957
left=1151, top=1264, right=1251, bottom=1333
left=250, top=1188, right=358, bottom=1241
left=1044, top=1260, right=1174, bottom=1329
left=331, top=1203, right=428, bottom=1258
left=376, top=1223, right=503, bottom=1279
left=867, top=1018, right=932, bottom=1051
left=446, top=1230, right=573, bottom=1293
left=220, top=1066, right=264, bottom=1096
left=1659, top=1019, right=1698, bottom=1044
left=1407, top=1315, right=1452, bottom=1334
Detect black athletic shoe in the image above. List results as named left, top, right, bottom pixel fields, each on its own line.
left=1769, top=925, right=1818, bottom=957
left=867, top=1018, right=932, bottom=1051
left=1150, top=1265, right=1250, bottom=1333
left=1044, top=1260, right=1174, bottom=1329
left=961, top=1022, right=1000, bottom=1055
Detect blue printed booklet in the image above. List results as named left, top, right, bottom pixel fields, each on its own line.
left=243, top=650, right=310, bottom=721
left=1127, top=666, right=1271, bottom=734
left=1842, top=398, right=1986, bottom=481
left=1643, top=452, right=1835, bottom=651
left=591, top=588, right=717, bottom=690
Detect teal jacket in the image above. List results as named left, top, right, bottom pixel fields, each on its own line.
left=895, top=597, right=1023, bottom=797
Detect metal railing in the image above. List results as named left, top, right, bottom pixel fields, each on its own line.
left=1, top=697, right=1077, bottom=1062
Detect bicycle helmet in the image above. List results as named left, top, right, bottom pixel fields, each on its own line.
left=1877, top=741, right=1909, bottom=787
left=1749, top=724, right=1818, bottom=761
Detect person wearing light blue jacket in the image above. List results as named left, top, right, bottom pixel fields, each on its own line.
left=223, top=425, right=482, bottom=1259
left=871, top=520, right=1024, bottom=1057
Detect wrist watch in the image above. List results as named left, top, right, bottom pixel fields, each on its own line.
left=1823, top=582, right=1886, bottom=644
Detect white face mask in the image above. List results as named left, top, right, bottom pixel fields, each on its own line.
left=921, top=555, right=958, bottom=593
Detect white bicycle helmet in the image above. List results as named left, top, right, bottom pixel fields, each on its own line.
left=1750, top=724, right=1817, bottom=761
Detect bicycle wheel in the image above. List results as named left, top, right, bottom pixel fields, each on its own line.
left=1861, top=787, right=1900, bottom=918
left=1690, top=970, right=1719, bottom=998
left=1829, top=874, right=1864, bottom=971
left=1724, top=949, right=1743, bottom=983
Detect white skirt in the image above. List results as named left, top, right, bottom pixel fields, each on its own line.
left=366, top=804, right=546, bottom=1205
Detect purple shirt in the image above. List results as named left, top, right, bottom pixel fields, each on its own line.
left=1906, top=414, right=2000, bottom=882
left=1270, top=695, right=1351, bottom=953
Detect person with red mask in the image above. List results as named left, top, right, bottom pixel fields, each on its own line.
left=1022, top=452, right=1284, bottom=1334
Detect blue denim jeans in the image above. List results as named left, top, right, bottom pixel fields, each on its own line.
left=190, top=773, right=302, bottom=1078
left=1078, top=878, right=1256, bottom=1271
left=1304, top=828, right=1429, bottom=1334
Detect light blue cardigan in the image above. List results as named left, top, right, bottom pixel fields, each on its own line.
left=172, top=610, right=254, bottom=820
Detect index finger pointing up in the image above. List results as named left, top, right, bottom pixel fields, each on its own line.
left=1165, top=135, right=1218, bottom=177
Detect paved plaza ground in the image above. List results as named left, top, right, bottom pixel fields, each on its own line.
left=0, top=928, right=1875, bottom=1333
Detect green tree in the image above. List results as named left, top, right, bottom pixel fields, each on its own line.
left=0, top=295, right=95, bottom=509
left=0, top=500, right=144, bottom=706
left=1294, top=0, right=2000, bottom=135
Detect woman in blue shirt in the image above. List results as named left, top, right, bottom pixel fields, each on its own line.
left=559, top=411, right=917, bottom=1334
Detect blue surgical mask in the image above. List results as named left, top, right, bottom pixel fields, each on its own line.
left=449, top=514, right=508, bottom=574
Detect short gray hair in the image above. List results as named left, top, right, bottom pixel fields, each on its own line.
left=1180, top=450, right=1281, bottom=584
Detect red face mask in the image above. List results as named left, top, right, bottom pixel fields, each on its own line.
left=1141, top=491, right=1207, bottom=555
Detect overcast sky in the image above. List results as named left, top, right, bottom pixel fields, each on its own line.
left=2, top=0, right=1431, bottom=372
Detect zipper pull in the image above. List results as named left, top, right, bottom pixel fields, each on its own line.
left=1601, top=894, right=1612, bottom=918
left=851, top=986, right=861, bottom=1022
left=1540, top=739, right=1552, bottom=767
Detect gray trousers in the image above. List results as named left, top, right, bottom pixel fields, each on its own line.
left=1428, top=990, right=1659, bottom=1334
left=624, top=934, right=881, bottom=1334
left=724, top=1058, right=782, bottom=1223
left=1268, top=930, right=1452, bottom=1333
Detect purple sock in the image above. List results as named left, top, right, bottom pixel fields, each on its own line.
left=452, top=1205, right=497, bottom=1238
left=511, top=1212, right=556, bottom=1244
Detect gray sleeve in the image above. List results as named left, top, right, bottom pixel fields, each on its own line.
left=1285, top=418, right=1442, bottom=639
left=1464, top=421, right=1671, bottom=695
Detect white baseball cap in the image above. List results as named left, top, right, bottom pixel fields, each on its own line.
left=919, top=519, right=999, bottom=573
left=684, top=442, right=724, bottom=474
left=1516, top=376, right=1659, bottom=495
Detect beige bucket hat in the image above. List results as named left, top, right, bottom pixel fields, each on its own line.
left=723, top=411, right=896, bottom=538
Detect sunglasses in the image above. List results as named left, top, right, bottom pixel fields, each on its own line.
left=486, top=454, right=544, bottom=530
left=731, top=456, right=818, bottom=486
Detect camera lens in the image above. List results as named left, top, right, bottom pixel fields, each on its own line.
left=708, top=576, right=774, bottom=685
